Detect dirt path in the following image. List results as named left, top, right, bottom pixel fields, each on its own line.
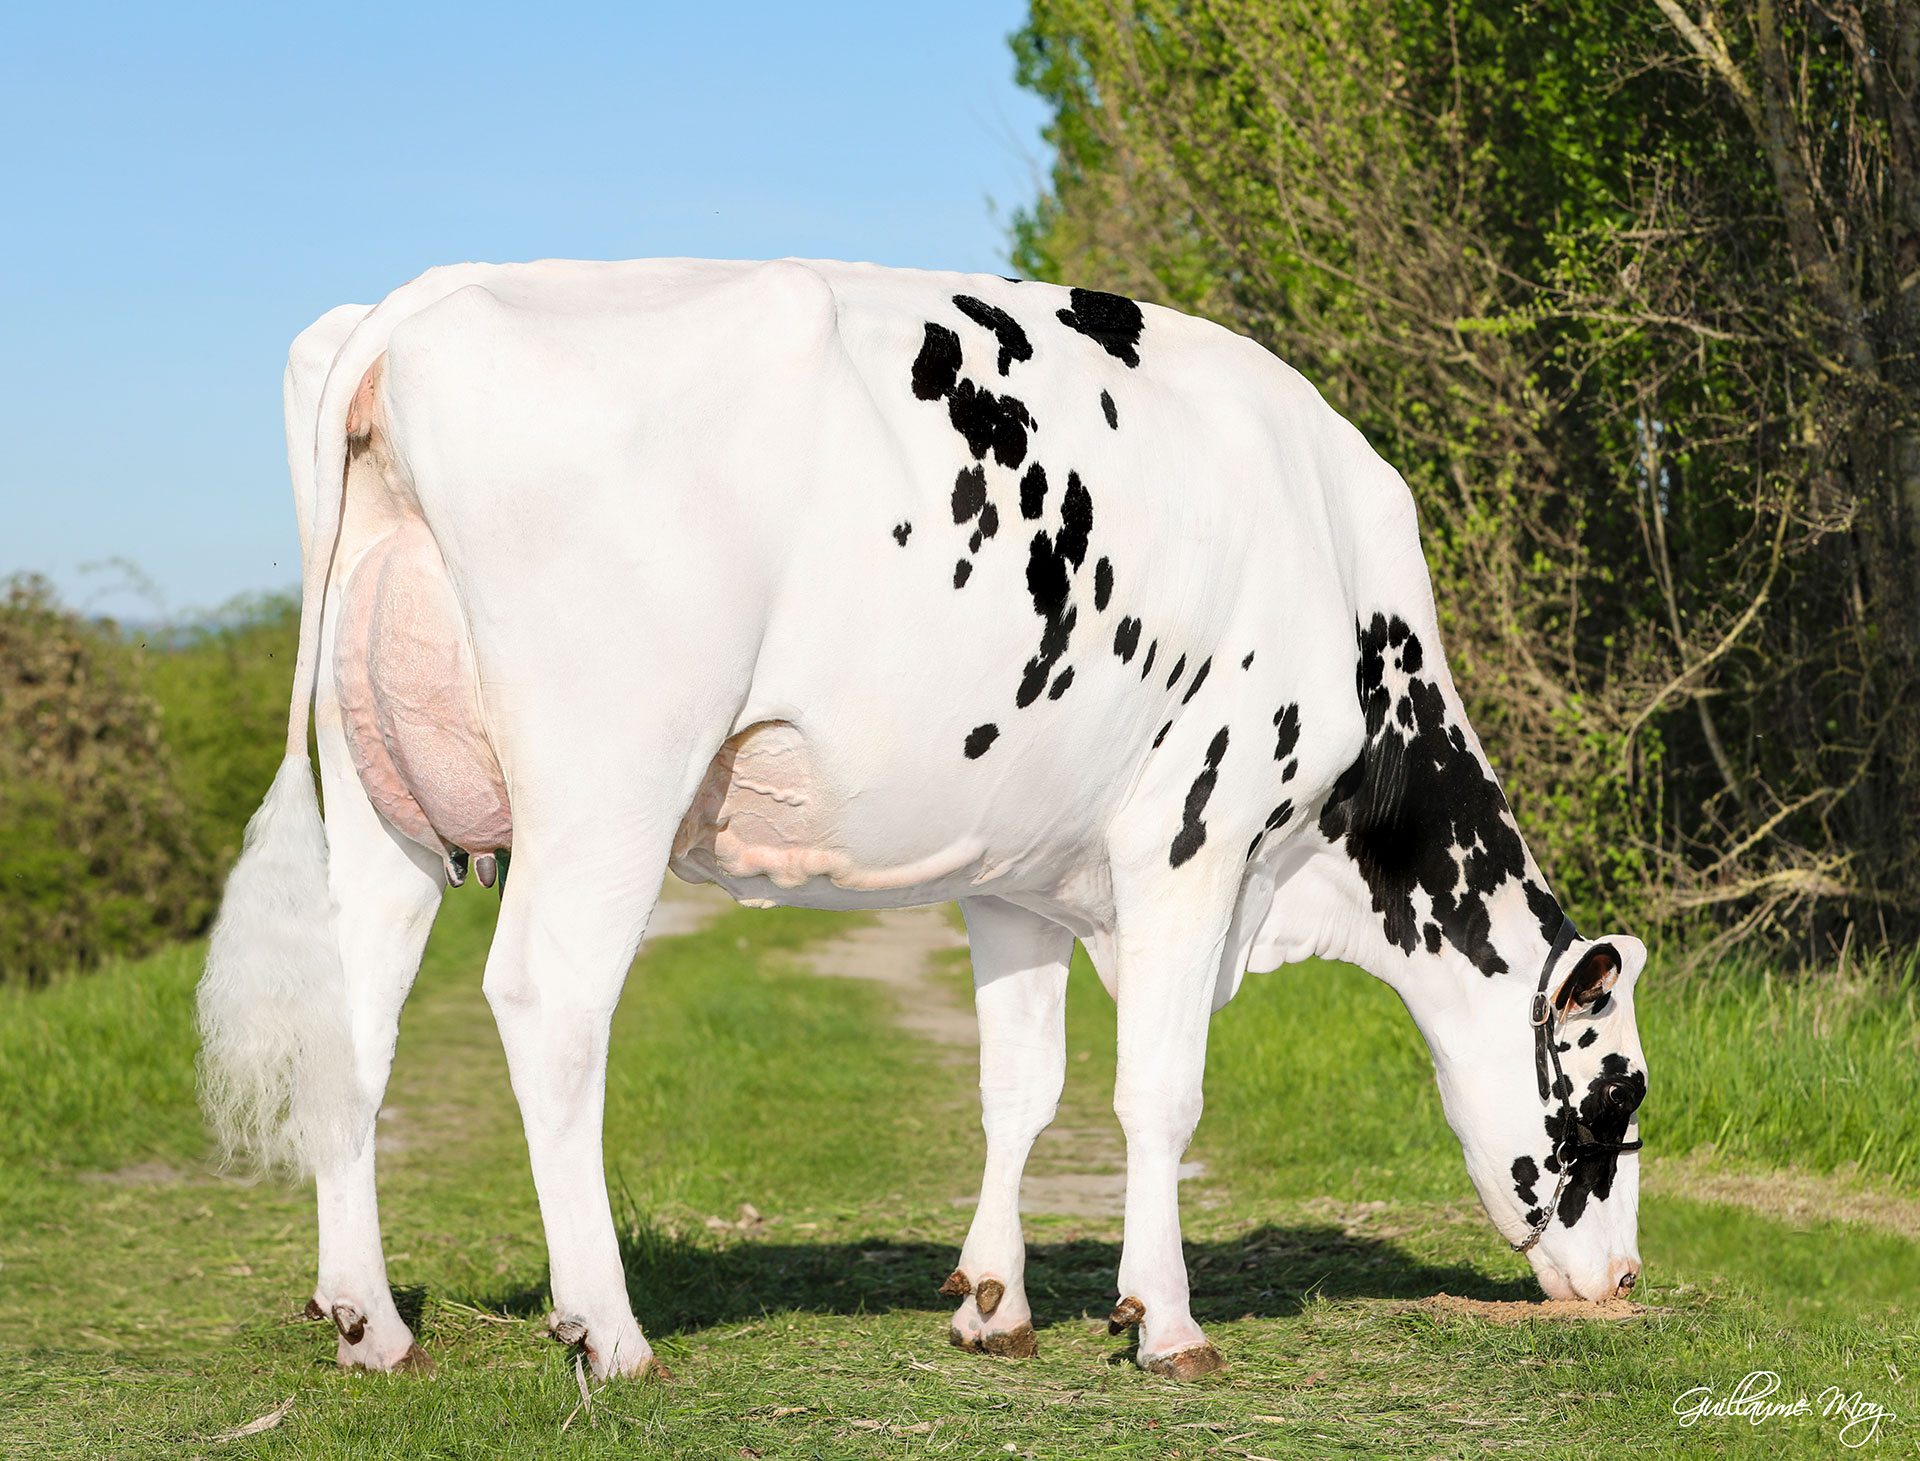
left=795, top=905, right=1193, bottom=1221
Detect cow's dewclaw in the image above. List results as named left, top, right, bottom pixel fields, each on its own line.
left=302, top=1297, right=326, bottom=1322
left=330, top=1302, right=367, bottom=1345
left=1107, top=1296, right=1145, bottom=1334
left=939, top=1269, right=971, bottom=1298
left=973, top=1278, right=1006, bottom=1317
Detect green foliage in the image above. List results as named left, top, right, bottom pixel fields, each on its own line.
left=140, top=592, right=298, bottom=876
left=0, top=576, right=215, bottom=984
left=0, top=578, right=297, bottom=984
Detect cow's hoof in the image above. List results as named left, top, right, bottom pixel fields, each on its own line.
left=979, top=1323, right=1038, bottom=1359
left=1141, top=1342, right=1227, bottom=1380
left=947, top=1325, right=981, bottom=1353
left=394, top=1343, right=436, bottom=1375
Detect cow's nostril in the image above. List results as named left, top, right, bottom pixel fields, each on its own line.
left=1616, top=1270, right=1637, bottom=1295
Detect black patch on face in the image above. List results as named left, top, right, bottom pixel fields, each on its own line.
left=1020, top=463, right=1048, bottom=520
left=1170, top=727, right=1230, bottom=868
left=1093, top=557, right=1113, bottom=611
left=1181, top=657, right=1211, bottom=704
left=1154, top=720, right=1171, bottom=748
left=947, top=379, right=1032, bottom=468
left=1241, top=651, right=1255, bottom=669
left=1511, top=1155, right=1539, bottom=1207
left=912, top=323, right=962, bottom=400
left=1141, top=640, right=1158, bottom=679
left=892, top=521, right=911, bottom=546
left=952, top=293, right=1032, bottom=375
left=1577, top=1027, right=1598, bottom=1049
left=1114, top=616, right=1141, bottom=663
left=1048, top=666, right=1074, bottom=700
left=1056, top=287, right=1145, bottom=368
left=1548, top=1054, right=1645, bottom=1229
left=964, top=724, right=999, bottom=759
left=954, top=560, right=972, bottom=589
left=1317, top=613, right=1564, bottom=976
left=952, top=465, right=987, bottom=524
left=1100, top=389, right=1118, bottom=428
left=1165, top=653, right=1187, bottom=691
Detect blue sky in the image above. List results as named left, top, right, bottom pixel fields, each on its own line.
left=1, top=2, right=1049, bottom=621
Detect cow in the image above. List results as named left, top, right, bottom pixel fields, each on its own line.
left=198, top=258, right=1647, bottom=1382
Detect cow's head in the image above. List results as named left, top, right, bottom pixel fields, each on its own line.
left=1247, top=610, right=1646, bottom=1301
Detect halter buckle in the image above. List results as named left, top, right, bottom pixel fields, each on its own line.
left=1529, top=991, right=1552, bottom=1028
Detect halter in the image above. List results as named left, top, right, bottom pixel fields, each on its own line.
left=1510, top=915, right=1644, bottom=1255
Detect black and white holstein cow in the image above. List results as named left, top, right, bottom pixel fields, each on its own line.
left=199, top=258, right=1647, bottom=1382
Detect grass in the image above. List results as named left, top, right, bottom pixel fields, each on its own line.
left=2, top=892, right=1917, bottom=1457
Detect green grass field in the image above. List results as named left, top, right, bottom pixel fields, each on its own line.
left=2, top=891, right=1915, bottom=1458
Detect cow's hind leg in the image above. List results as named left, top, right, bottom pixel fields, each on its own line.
left=483, top=826, right=666, bottom=1380
left=946, top=898, right=1072, bottom=1357
left=311, top=722, right=444, bottom=1372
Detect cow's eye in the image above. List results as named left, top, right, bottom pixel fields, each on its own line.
left=1601, top=1080, right=1639, bottom=1115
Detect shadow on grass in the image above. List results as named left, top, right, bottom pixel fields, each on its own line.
left=474, top=1221, right=1534, bottom=1335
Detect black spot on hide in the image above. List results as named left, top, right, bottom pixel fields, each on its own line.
left=1094, top=557, right=1113, bottom=611
left=1141, top=640, right=1158, bottom=679
left=1154, top=720, right=1171, bottom=748
left=1272, top=703, right=1301, bottom=762
left=1114, top=616, right=1141, bottom=663
left=948, top=379, right=1032, bottom=468
left=1048, top=666, right=1075, bottom=700
left=1016, top=605, right=1076, bottom=710
left=1316, top=613, right=1564, bottom=976
left=1101, top=390, right=1118, bottom=428
left=954, top=560, right=972, bottom=589
left=912, top=323, right=962, bottom=400
left=1058, top=473, right=1092, bottom=568
left=964, top=723, right=1000, bottom=758
left=1056, top=287, right=1145, bottom=367
left=1577, top=1027, right=1598, bottom=1049
left=979, top=502, right=999, bottom=541
left=1026, top=531, right=1070, bottom=617
left=1020, top=463, right=1048, bottom=520
left=969, top=529, right=983, bottom=554
left=892, top=521, right=911, bottom=546
left=1169, top=727, right=1229, bottom=868
left=952, top=465, right=987, bottom=524
left=1511, top=1155, right=1539, bottom=1207
left=1181, top=657, right=1211, bottom=704
left=953, top=293, right=1033, bottom=375
left=1165, top=654, right=1187, bottom=691
left=1242, top=651, right=1255, bottom=669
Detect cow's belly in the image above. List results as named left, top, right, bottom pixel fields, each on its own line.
left=335, top=519, right=513, bottom=857
left=670, top=720, right=984, bottom=898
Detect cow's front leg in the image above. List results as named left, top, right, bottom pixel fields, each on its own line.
left=1109, top=899, right=1229, bottom=1377
left=946, top=897, right=1073, bottom=1357
left=484, top=849, right=660, bottom=1380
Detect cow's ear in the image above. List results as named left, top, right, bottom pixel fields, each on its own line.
left=1553, top=936, right=1645, bottom=1014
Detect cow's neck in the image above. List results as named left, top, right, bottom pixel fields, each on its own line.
left=1313, top=609, right=1565, bottom=991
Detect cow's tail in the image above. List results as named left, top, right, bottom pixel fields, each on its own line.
left=197, top=312, right=379, bottom=1178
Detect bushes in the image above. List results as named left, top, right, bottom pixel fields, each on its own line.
left=0, top=576, right=297, bottom=985
left=0, top=576, right=215, bottom=983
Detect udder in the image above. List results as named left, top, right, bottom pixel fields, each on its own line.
left=334, top=519, right=512, bottom=858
